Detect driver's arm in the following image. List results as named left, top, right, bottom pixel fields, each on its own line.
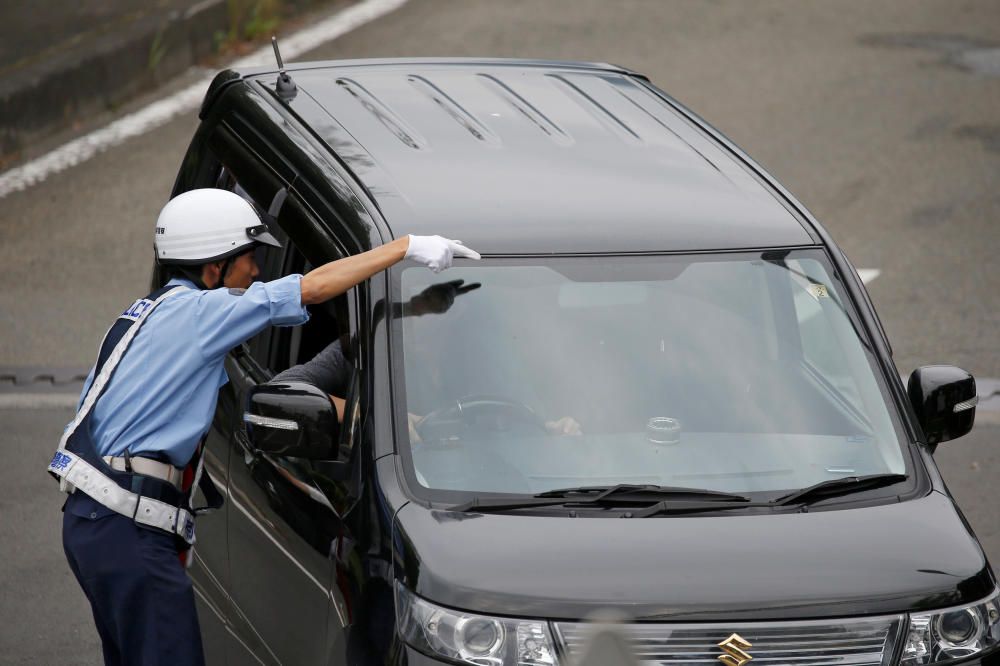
left=273, top=339, right=351, bottom=423
left=408, top=412, right=424, bottom=444
left=329, top=395, right=346, bottom=422
left=272, top=339, right=351, bottom=394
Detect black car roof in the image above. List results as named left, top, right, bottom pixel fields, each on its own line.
left=246, top=59, right=813, bottom=253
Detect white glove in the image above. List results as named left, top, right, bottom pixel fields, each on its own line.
left=404, top=235, right=481, bottom=273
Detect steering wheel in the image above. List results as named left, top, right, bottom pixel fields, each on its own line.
left=416, top=394, right=548, bottom=445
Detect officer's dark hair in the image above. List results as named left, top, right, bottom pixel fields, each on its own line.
left=163, top=245, right=255, bottom=290
left=165, top=264, right=210, bottom=290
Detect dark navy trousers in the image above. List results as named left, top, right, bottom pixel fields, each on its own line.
left=62, top=492, right=205, bottom=666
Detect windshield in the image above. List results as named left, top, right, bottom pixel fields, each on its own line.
left=391, top=250, right=906, bottom=499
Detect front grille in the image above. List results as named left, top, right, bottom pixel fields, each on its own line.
left=554, top=616, right=905, bottom=666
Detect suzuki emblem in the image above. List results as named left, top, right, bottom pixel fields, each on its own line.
left=718, top=633, right=753, bottom=666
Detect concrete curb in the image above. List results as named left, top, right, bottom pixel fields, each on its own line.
left=0, top=0, right=227, bottom=160
left=0, top=0, right=335, bottom=162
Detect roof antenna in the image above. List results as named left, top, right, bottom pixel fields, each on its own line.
left=271, top=36, right=297, bottom=101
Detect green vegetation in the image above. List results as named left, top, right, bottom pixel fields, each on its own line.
left=217, top=0, right=286, bottom=53
left=148, top=29, right=166, bottom=71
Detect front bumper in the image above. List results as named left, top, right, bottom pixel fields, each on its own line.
left=398, top=644, right=448, bottom=665
left=394, top=644, right=1000, bottom=666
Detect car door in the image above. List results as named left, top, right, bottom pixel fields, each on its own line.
left=225, top=191, right=361, bottom=665
left=188, top=356, right=235, bottom=666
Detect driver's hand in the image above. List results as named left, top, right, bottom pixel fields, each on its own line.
left=544, top=416, right=582, bottom=436
left=407, top=412, right=425, bottom=443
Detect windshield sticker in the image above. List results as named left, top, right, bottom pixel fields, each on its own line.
left=807, top=283, right=829, bottom=300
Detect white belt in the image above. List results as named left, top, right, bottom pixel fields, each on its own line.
left=103, top=455, right=183, bottom=489
left=48, top=449, right=196, bottom=545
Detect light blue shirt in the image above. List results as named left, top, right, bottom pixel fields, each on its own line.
left=73, top=275, right=309, bottom=468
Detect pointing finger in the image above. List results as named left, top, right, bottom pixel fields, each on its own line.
left=448, top=240, right=481, bottom=260
left=452, top=246, right=481, bottom=260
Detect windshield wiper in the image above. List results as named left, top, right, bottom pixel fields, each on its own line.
left=770, top=473, right=908, bottom=507
left=450, top=476, right=909, bottom=514
left=537, top=484, right=750, bottom=502
left=631, top=499, right=776, bottom=517
left=449, top=484, right=751, bottom=513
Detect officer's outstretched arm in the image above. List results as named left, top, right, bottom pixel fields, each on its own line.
left=300, top=235, right=480, bottom=305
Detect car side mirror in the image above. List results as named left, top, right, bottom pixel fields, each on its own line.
left=907, top=366, right=977, bottom=446
left=244, top=382, right=341, bottom=459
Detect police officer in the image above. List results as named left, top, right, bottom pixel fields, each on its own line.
left=48, top=188, right=479, bottom=666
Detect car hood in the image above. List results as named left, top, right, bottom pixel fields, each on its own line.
left=392, top=490, right=993, bottom=621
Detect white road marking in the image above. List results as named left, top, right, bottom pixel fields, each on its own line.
left=0, top=0, right=409, bottom=200
left=857, top=268, right=881, bottom=284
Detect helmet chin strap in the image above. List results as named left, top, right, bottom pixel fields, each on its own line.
left=216, top=257, right=235, bottom=289
left=214, top=245, right=256, bottom=288
left=172, top=247, right=249, bottom=290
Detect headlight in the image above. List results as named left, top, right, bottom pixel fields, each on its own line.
left=902, top=589, right=1000, bottom=665
left=396, top=583, right=557, bottom=665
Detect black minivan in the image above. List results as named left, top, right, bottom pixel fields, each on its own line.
left=164, top=58, right=994, bottom=665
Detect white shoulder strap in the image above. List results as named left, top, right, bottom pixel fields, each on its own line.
left=59, top=286, right=188, bottom=449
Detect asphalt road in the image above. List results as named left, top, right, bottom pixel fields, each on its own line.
left=1, top=1, right=998, bottom=663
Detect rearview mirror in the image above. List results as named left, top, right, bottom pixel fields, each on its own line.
left=907, top=366, right=977, bottom=446
left=244, top=382, right=341, bottom=459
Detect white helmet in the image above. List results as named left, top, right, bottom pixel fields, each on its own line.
left=154, top=188, right=281, bottom=265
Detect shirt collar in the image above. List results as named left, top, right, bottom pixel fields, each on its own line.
left=166, top=277, right=198, bottom=289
